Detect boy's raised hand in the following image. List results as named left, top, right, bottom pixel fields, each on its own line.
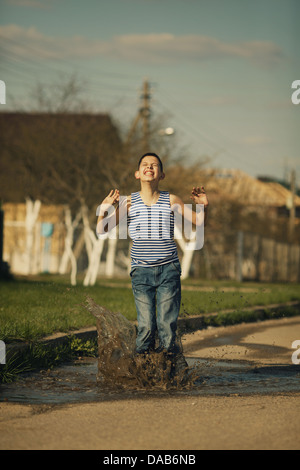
left=103, top=189, right=120, bottom=207
left=190, top=186, right=209, bottom=207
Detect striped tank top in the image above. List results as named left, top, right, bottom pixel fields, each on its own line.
left=128, top=191, right=179, bottom=267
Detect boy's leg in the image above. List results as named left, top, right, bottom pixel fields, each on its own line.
left=130, top=266, right=157, bottom=354
left=156, top=261, right=181, bottom=356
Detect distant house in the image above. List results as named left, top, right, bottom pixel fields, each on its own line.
left=201, top=168, right=300, bottom=219
left=189, top=168, right=300, bottom=281
left=3, top=201, right=65, bottom=275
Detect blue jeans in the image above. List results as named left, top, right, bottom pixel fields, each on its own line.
left=130, top=261, right=181, bottom=356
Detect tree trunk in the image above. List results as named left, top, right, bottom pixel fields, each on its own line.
left=25, top=198, right=41, bottom=275
left=82, top=202, right=109, bottom=286
left=174, top=225, right=196, bottom=280
left=105, top=236, right=117, bottom=278
left=58, top=205, right=81, bottom=285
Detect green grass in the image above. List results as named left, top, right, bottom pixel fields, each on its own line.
left=1, top=275, right=300, bottom=384
left=0, top=336, right=98, bottom=384
left=180, top=281, right=300, bottom=316
left=0, top=277, right=136, bottom=343
left=1, top=275, right=300, bottom=344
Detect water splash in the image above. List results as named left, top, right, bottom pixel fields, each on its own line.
left=83, top=297, right=200, bottom=390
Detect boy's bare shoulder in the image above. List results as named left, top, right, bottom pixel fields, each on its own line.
left=169, top=193, right=183, bottom=205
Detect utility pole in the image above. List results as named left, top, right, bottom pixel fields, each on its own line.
left=288, top=169, right=296, bottom=242
left=141, top=79, right=151, bottom=152
left=124, top=79, right=151, bottom=151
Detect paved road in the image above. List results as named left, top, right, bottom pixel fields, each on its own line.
left=0, top=316, right=299, bottom=450
left=183, top=315, right=300, bottom=365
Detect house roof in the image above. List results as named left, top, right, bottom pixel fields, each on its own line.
left=201, top=168, right=300, bottom=207
left=0, top=111, right=119, bottom=134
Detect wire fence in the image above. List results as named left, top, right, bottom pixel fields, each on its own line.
left=191, top=230, right=300, bottom=282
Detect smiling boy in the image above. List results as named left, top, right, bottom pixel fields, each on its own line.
left=97, top=152, right=209, bottom=378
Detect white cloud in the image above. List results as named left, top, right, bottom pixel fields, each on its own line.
left=0, top=24, right=284, bottom=67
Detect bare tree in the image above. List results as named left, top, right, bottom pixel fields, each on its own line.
left=0, top=77, right=123, bottom=283
left=1, top=77, right=211, bottom=282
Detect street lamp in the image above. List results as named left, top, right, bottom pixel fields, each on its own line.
left=158, top=127, right=175, bottom=136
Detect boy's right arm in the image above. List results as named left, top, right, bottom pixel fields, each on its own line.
left=96, top=189, right=119, bottom=234
left=96, top=190, right=130, bottom=235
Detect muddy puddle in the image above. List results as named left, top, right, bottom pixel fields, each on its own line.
left=1, top=356, right=299, bottom=405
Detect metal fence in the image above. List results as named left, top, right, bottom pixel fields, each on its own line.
left=191, top=230, right=300, bottom=282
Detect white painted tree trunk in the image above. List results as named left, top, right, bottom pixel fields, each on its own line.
left=82, top=203, right=109, bottom=286
left=83, top=234, right=106, bottom=286
left=174, top=225, right=196, bottom=280
left=81, top=203, right=93, bottom=265
left=105, top=235, right=117, bottom=278
left=33, top=221, right=41, bottom=274
left=58, top=206, right=81, bottom=285
left=25, top=198, right=41, bottom=275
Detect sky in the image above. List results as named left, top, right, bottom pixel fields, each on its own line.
left=0, top=0, right=299, bottom=183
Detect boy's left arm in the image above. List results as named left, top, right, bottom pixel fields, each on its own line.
left=190, top=186, right=209, bottom=225
left=170, top=186, right=209, bottom=226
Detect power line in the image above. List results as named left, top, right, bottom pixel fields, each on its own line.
left=156, top=84, right=270, bottom=175
left=0, top=33, right=138, bottom=83
left=155, top=87, right=223, bottom=155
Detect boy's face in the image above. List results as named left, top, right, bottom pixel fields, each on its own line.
left=135, top=155, right=165, bottom=182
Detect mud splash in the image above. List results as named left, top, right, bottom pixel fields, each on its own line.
left=1, top=299, right=299, bottom=404
left=83, top=297, right=198, bottom=390
left=1, top=356, right=300, bottom=405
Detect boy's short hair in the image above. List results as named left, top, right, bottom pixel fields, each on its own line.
left=138, top=153, right=163, bottom=172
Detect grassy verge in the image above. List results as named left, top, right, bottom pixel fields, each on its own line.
left=1, top=275, right=300, bottom=344
left=178, top=304, right=300, bottom=335
left=1, top=275, right=300, bottom=384
left=0, top=276, right=136, bottom=343
left=1, top=336, right=98, bottom=384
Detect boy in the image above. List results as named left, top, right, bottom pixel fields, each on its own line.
left=97, top=153, right=209, bottom=377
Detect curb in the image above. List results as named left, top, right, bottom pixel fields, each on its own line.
left=5, top=301, right=300, bottom=361
left=177, top=300, right=300, bottom=332
left=5, top=326, right=97, bottom=362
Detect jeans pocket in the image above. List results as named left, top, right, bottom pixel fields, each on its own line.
left=130, top=267, right=137, bottom=278
left=171, top=261, right=181, bottom=275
